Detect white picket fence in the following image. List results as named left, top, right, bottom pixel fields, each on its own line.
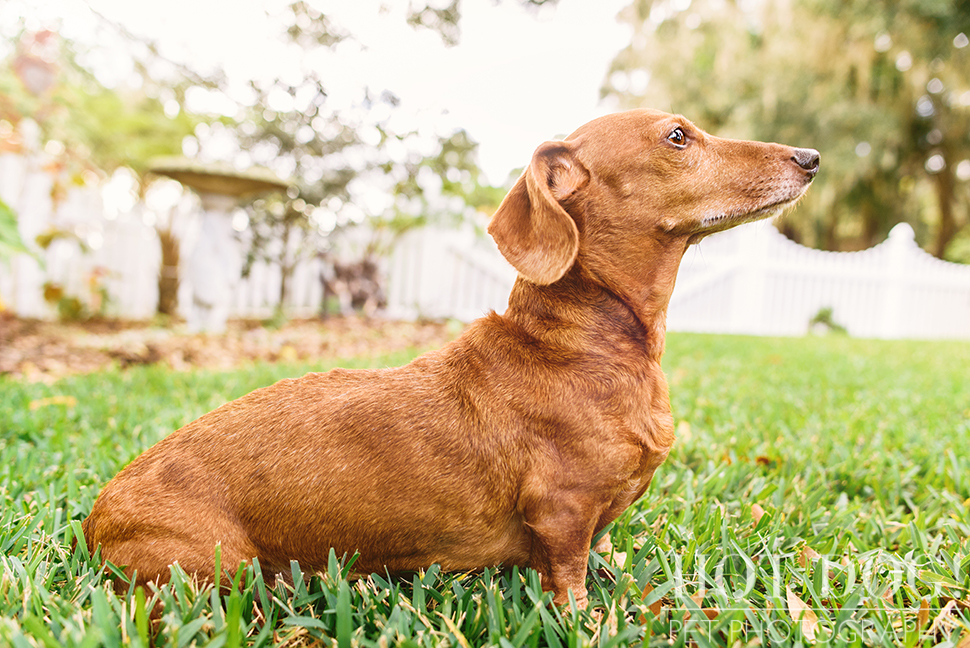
left=3, top=131, right=970, bottom=338
left=384, top=225, right=516, bottom=323
left=384, top=221, right=970, bottom=339
left=668, top=222, right=970, bottom=339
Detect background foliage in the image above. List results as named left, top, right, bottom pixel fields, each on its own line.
left=4, top=0, right=969, bottom=322
left=0, top=2, right=515, bottom=318
left=605, top=0, right=970, bottom=263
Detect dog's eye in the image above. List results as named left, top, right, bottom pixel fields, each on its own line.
left=667, top=127, right=688, bottom=148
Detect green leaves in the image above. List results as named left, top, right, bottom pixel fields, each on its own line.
left=0, top=198, right=33, bottom=269
left=607, top=0, right=970, bottom=260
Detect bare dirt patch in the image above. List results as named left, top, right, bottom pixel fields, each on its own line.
left=0, top=315, right=460, bottom=383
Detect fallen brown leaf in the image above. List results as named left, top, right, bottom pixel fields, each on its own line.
left=928, top=599, right=960, bottom=638
left=799, top=545, right=821, bottom=569
left=942, top=596, right=970, bottom=611
left=29, top=395, right=78, bottom=410
left=676, top=420, right=692, bottom=442
left=278, top=344, right=298, bottom=362
left=786, top=586, right=819, bottom=643
left=640, top=583, right=663, bottom=617
left=752, top=503, right=766, bottom=524
left=917, top=598, right=929, bottom=631
left=683, top=591, right=719, bottom=621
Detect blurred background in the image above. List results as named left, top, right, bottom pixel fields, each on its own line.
left=1, top=0, right=969, bottom=341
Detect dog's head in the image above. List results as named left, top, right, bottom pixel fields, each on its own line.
left=488, top=109, right=818, bottom=287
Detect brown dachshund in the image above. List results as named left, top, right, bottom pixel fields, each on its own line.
left=82, top=109, right=818, bottom=608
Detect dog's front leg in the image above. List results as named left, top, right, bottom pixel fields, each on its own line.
left=525, top=499, right=600, bottom=609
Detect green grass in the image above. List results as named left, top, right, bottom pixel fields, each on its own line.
left=1, top=334, right=969, bottom=647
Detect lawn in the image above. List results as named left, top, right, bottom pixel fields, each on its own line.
left=1, top=333, right=969, bottom=647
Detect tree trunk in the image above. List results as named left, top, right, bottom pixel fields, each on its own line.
left=277, top=220, right=293, bottom=312
left=823, top=201, right=840, bottom=251
left=156, top=227, right=180, bottom=316
left=861, top=202, right=882, bottom=250
left=932, top=161, right=956, bottom=259
left=279, top=261, right=291, bottom=310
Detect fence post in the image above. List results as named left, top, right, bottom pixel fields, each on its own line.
left=879, top=223, right=916, bottom=339
left=186, top=193, right=242, bottom=332
left=9, top=119, right=51, bottom=318
left=729, top=224, right=768, bottom=334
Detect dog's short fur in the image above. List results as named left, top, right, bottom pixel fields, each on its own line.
left=83, top=109, right=818, bottom=608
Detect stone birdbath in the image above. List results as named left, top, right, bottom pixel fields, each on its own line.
left=149, top=157, right=289, bottom=332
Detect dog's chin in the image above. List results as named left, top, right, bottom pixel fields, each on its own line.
left=691, top=193, right=806, bottom=243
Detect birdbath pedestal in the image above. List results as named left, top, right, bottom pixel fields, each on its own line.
left=149, top=158, right=288, bottom=332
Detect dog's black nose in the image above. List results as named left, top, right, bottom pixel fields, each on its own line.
left=792, top=148, right=820, bottom=176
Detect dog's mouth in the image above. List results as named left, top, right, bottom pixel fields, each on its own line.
left=694, top=188, right=810, bottom=240
left=701, top=198, right=795, bottom=230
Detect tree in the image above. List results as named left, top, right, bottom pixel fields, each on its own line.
left=3, top=0, right=550, bottom=320
left=228, top=2, right=508, bottom=315
left=406, top=0, right=558, bottom=46
left=604, top=0, right=970, bottom=261
left=1, top=29, right=198, bottom=183
left=1, top=28, right=200, bottom=317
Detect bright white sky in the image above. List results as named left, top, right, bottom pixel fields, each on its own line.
left=8, top=0, right=632, bottom=185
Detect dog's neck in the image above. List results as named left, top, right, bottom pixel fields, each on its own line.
left=503, top=255, right=683, bottom=363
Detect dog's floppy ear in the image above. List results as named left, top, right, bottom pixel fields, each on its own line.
left=488, top=141, right=587, bottom=285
